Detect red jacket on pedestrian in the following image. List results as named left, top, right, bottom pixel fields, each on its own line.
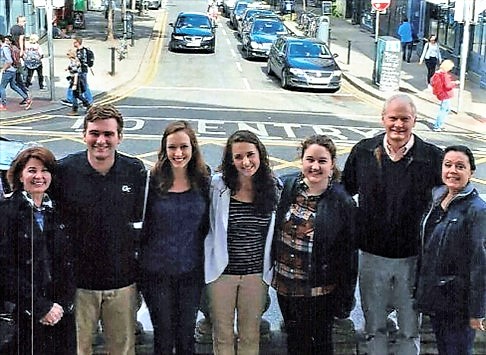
left=432, top=70, right=456, bottom=101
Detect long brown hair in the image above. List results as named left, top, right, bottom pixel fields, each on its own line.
left=152, top=121, right=209, bottom=194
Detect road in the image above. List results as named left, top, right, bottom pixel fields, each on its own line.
left=1, top=0, right=485, bottom=348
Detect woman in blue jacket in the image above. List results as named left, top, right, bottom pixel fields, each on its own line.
left=204, top=130, right=279, bottom=355
left=417, top=145, right=486, bottom=355
left=272, top=135, right=357, bottom=355
left=139, top=121, right=210, bottom=354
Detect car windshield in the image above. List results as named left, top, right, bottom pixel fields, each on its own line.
left=288, top=42, right=331, bottom=57
left=235, top=3, right=249, bottom=15
left=177, top=15, right=211, bottom=29
left=253, top=21, right=285, bottom=35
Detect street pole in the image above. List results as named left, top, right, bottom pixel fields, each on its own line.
left=372, top=10, right=380, bottom=83
left=457, top=0, right=472, bottom=113
left=45, top=0, right=56, bottom=101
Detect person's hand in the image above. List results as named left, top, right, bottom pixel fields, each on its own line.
left=40, top=303, right=64, bottom=326
left=470, top=318, right=485, bottom=331
left=419, top=60, right=423, bottom=65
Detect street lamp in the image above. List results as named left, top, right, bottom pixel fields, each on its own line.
left=32, top=0, right=65, bottom=101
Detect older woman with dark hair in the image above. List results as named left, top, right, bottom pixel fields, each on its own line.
left=0, top=146, right=76, bottom=354
left=417, top=145, right=486, bottom=355
left=205, top=130, right=280, bottom=355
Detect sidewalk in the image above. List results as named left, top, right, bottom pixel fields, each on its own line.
left=0, top=9, right=157, bottom=120
left=284, top=15, right=486, bottom=135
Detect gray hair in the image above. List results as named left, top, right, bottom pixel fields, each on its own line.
left=381, top=94, right=417, bottom=117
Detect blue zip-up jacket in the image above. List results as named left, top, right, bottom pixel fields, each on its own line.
left=416, top=183, right=486, bottom=320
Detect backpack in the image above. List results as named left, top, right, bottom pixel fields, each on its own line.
left=23, top=47, right=42, bottom=69
left=431, top=72, right=443, bottom=99
left=85, top=47, right=94, bottom=68
left=4, top=44, right=21, bottom=68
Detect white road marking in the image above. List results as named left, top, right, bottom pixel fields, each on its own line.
left=243, top=77, right=251, bottom=90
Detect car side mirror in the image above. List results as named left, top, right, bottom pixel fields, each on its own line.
left=169, top=22, right=174, bottom=27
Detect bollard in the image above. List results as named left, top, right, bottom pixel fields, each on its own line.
left=347, top=40, right=351, bottom=65
left=328, top=28, right=331, bottom=48
left=110, top=47, right=116, bottom=76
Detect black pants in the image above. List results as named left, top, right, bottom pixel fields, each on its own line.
left=425, top=57, right=438, bottom=84
left=402, top=41, right=413, bottom=62
left=140, top=270, right=203, bottom=355
left=7, top=311, right=76, bottom=355
left=26, top=65, right=45, bottom=89
left=278, top=293, right=335, bottom=355
left=15, top=69, right=29, bottom=96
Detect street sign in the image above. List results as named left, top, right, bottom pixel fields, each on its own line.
left=371, top=0, right=391, bottom=12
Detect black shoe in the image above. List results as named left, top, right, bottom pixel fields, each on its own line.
left=60, top=99, right=73, bottom=107
left=19, top=99, right=27, bottom=106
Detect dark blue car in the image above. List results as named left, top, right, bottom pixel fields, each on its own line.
left=241, top=18, right=287, bottom=59
left=168, top=12, right=217, bottom=53
left=267, top=35, right=342, bottom=91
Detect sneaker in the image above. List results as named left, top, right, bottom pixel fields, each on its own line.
left=432, top=127, right=444, bottom=132
left=60, top=99, right=73, bottom=107
left=0, top=104, right=7, bottom=111
left=67, top=110, right=79, bottom=116
left=19, top=99, right=27, bottom=106
left=25, top=99, right=33, bottom=110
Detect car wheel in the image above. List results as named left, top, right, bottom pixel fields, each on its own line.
left=242, top=46, right=250, bottom=60
left=280, top=69, right=289, bottom=89
left=168, top=41, right=175, bottom=52
left=329, top=87, right=340, bottom=93
left=267, top=60, right=274, bottom=76
left=209, top=44, right=215, bottom=54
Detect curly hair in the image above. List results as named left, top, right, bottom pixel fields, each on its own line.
left=152, top=121, right=209, bottom=194
left=299, top=135, right=341, bottom=181
left=7, top=146, right=56, bottom=192
left=218, top=130, right=277, bottom=215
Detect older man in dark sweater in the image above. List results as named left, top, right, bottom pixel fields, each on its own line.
left=342, top=94, right=443, bottom=355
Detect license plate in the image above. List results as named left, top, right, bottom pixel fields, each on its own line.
left=187, top=39, right=202, bottom=47
left=309, top=77, right=330, bottom=84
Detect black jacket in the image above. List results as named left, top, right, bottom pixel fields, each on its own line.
left=273, top=173, right=358, bottom=316
left=342, top=133, right=443, bottom=258
left=0, top=192, right=75, bottom=321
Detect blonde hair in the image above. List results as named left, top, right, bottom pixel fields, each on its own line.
left=67, top=48, right=77, bottom=58
left=440, top=59, right=454, bottom=72
left=29, top=34, right=39, bottom=43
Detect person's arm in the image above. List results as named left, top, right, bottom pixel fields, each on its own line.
left=1, top=47, right=13, bottom=71
left=419, top=43, right=428, bottom=64
left=342, top=145, right=359, bottom=196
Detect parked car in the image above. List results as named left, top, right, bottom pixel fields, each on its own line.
left=168, top=12, right=217, bottom=53
left=222, top=0, right=238, bottom=17
left=267, top=36, right=342, bottom=91
left=146, top=0, right=162, bottom=9
left=241, top=17, right=287, bottom=59
left=230, top=0, right=252, bottom=29
left=237, top=7, right=274, bottom=38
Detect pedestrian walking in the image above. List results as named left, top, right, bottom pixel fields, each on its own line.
left=272, top=135, right=357, bottom=355
left=205, top=130, right=280, bottom=355
left=60, top=36, right=93, bottom=107
left=419, top=34, right=442, bottom=86
left=342, top=94, right=443, bottom=355
left=431, top=59, right=459, bottom=132
left=65, top=48, right=91, bottom=116
left=416, top=145, right=486, bottom=355
left=10, top=17, right=30, bottom=99
left=24, top=34, right=47, bottom=91
left=50, top=104, right=147, bottom=355
left=139, top=121, right=210, bottom=355
left=0, top=146, right=77, bottom=355
left=398, top=17, right=413, bottom=63
left=0, top=35, right=32, bottom=111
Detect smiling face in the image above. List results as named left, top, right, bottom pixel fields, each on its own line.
left=302, top=143, right=335, bottom=189
left=382, top=98, right=416, bottom=147
left=231, top=142, right=261, bottom=178
left=442, top=150, right=473, bottom=194
left=166, top=130, right=192, bottom=171
left=20, top=158, right=52, bottom=196
left=83, top=118, right=122, bottom=164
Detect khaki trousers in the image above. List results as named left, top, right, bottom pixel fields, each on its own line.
left=207, top=274, right=268, bottom=355
left=75, top=283, right=137, bottom=355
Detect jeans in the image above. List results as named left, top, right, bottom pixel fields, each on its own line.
left=434, top=99, right=451, bottom=129
left=359, top=251, right=420, bottom=355
left=67, top=72, right=93, bottom=103
left=207, top=273, right=268, bottom=355
left=430, top=314, right=475, bottom=355
left=140, top=270, right=203, bottom=355
left=278, top=294, right=335, bottom=355
left=75, top=284, right=137, bottom=355
left=0, top=70, right=28, bottom=105
left=402, top=41, right=413, bottom=62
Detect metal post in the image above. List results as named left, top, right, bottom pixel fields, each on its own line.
left=45, top=0, right=56, bottom=100
left=328, top=28, right=331, bottom=48
left=110, top=47, right=116, bottom=75
left=347, top=40, right=351, bottom=65
left=457, top=0, right=472, bottom=113
left=372, top=10, right=380, bottom=83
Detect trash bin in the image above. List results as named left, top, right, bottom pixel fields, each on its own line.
left=316, top=16, right=330, bottom=43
